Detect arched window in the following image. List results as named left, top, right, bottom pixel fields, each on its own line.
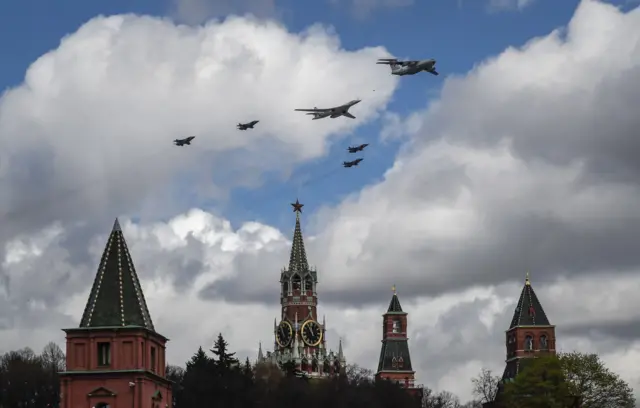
left=304, top=275, right=313, bottom=292
left=292, top=275, right=301, bottom=291
left=540, top=335, right=548, bottom=350
left=282, top=280, right=289, bottom=294
left=392, top=320, right=401, bottom=333
left=334, top=360, right=341, bottom=373
left=397, top=357, right=404, bottom=369
left=312, top=359, right=319, bottom=372
left=301, top=358, right=308, bottom=371
left=524, top=335, right=533, bottom=350
left=391, top=357, right=398, bottom=369
left=323, top=360, right=331, bottom=374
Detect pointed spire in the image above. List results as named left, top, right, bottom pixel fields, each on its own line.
left=258, top=342, right=264, bottom=361
left=338, top=338, right=344, bottom=361
left=509, top=272, right=550, bottom=328
left=386, top=286, right=404, bottom=313
left=288, top=200, right=309, bottom=273
left=79, top=218, right=154, bottom=331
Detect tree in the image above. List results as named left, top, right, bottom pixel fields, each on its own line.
left=502, top=355, right=572, bottom=408
left=254, top=360, right=283, bottom=389
left=345, top=363, right=373, bottom=385
left=559, top=351, right=635, bottom=408
left=422, top=387, right=464, bottom=408
left=242, top=357, right=253, bottom=378
left=40, top=342, right=65, bottom=372
left=278, top=360, right=301, bottom=378
left=166, top=364, right=185, bottom=407
left=180, top=347, right=215, bottom=408
left=471, top=368, right=500, bottom=403
left=0, top=346, right=60, bottom=408
left=210, top=333, right=239, bottom=370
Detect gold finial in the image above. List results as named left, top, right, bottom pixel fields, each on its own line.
left=525, top=271, right=530, bottom=285
left=392, top=284, right=396, bottom=294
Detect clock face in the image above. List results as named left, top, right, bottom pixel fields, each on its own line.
left=276, top=320, right=293, bottom=347
left=301, top=320, right=322, bottom=346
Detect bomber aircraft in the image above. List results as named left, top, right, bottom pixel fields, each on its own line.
left=377, top=58, right=438, bottom=76
left=348, top=144, right=369, bottom=153
left=343, top=158, right=363, bottom=168
left=295, top=99, right=361, bottom=120
left=237, top=120, right=259, bottom=130
left=173, top=136, right=195, bottom=146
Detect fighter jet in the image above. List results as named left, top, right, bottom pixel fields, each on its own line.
left=343, top=158, right=363, bottom=168
left=295, top=100, right=361, bottom=120
left=376, top=58, right=438, bottom=76
left=173, top=136, right=195, bottom=146
left=347, top=144, right=369, bottom=153
left=237, top=120, right=259, bottom=130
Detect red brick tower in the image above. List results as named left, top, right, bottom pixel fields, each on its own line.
left=484, top=273, right=560, bottom=408
left=375, top=286, right=423, bottom=399
left=259, top=200, right=345, bottom=377
left=502, top=273, right=556, bottom=382
left=59, top=219, right=172, bottom=408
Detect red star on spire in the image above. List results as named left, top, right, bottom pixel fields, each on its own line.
left=291, top=199, right=304, bottom=213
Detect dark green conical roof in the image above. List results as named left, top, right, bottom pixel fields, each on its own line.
left=387, top=293, right=403, bottom=313
left=288, top=210, right=309, bottom=273
left=79, top=219, right=155, bottom=330
left=509, top=274, right=550, bottom=329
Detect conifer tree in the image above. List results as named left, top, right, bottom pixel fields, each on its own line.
left=210, top=333, right=239, bottom=370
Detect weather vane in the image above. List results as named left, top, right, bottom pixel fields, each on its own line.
left=392, top=284, right=396, bottom=294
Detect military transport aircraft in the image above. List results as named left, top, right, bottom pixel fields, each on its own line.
left=343, top=158, right=363, bottom=168
left=348, top=144, right=369, bottom=153
left=376, top=58, right=439, bottom=76
left=173, top=136, right=195, bottom=146
left=237, top=120, right=259, bottom=130
left=295, top=99, right=361, bottom=120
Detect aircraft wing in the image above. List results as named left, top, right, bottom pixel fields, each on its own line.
left=295, top=108, right=329, bottom=112
left=343, top=112, right=356, bottom=119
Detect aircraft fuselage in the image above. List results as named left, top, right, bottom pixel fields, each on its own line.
left=307, top=99, right=361, bottom=120
left=392, top=59, right=437, bottom=76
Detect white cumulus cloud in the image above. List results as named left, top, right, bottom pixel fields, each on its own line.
left=2, top=0, right=640, bottom=404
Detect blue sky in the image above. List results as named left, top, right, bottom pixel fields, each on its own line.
left=0, top=0, right=627, bottom=231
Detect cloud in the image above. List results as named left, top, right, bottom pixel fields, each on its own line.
left=170, top=0, right=280, bottom=25
left=3, top=0, right=640, bottom=404
left=0, top=14, right=397, bottom=241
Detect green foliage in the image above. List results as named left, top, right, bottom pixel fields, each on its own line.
left=559, top=351, right=635, bottom=408
left=502, top=355, right=572, bottom=408
left=174, top=337, right=422, bottom=408
left=500, top=352, right=635, bottom=408
left=210, top=333, right=239, bottom=370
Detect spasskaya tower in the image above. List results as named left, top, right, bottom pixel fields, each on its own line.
left=257, top=200, right=345, bottom=377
